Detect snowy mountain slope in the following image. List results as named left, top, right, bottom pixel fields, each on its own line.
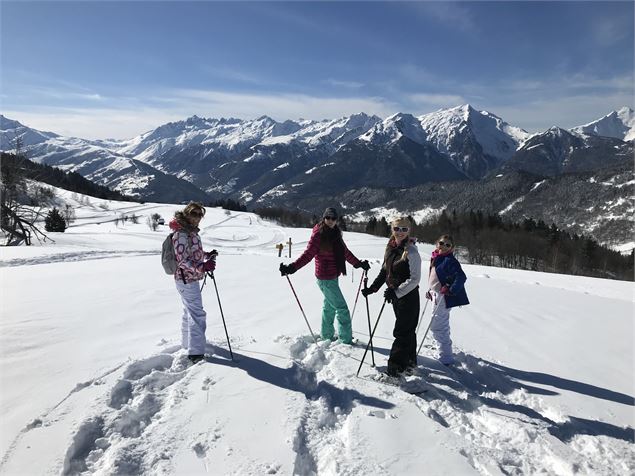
left=572, top=107, right=635, bottom=142
left=0, top=188, right=633, bottom=475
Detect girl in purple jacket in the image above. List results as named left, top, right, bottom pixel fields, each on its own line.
left=280, top=207, right=370, bottom=344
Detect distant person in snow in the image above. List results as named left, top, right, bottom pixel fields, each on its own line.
left=362, top=217, right=421, bottom=377
left=425, top=234, right=469, bottom=366
left=279, top=207, right=370, bottom=344
left=170, top=202, right=217, bottom=363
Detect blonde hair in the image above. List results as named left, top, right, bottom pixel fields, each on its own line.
left=437, top=234, right=454, bottom=249
left=183, top=201, right=206, bottom=217
left=391, top=216, right=411, bottom=261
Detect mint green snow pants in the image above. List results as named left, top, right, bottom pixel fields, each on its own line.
left=316, top=278, right=352, bottom=344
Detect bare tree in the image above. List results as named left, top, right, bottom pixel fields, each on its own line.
left=0, top=140, right=53, bottom=245
left=63, top=204, right=76, bottom=225
left=146, top=214, right=158, bottom=231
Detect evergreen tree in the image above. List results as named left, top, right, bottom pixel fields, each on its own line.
left=44, top=208, right=66, bottom=232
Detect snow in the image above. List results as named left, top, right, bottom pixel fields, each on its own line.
left=0, top=187, right=634, bottom=475
left=499, top=196, right=525, bottom=215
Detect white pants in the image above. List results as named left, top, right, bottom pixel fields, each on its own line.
left=176, top=280, right=207, bottom=355
left=430, top=292, right=454, bottom=364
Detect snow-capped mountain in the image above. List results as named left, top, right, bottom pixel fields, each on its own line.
left=502, top=127, right=632, bottom=177
left=572, top=107, right=635, bottom=141
left=418, top=105, right=531, bottom=179
left=1, top=106, right=632, bottom=248
left=0, top=117, right=210, bottom=203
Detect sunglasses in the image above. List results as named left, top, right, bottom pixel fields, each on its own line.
left=392, top=226, right=409, bottom=232
left=189, top=211, right=204, bottom=218
left=324, top=216, right=337, bottom=221
left=437, top=241, right=452, bottom=248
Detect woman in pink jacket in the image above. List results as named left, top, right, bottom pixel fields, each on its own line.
left=280, top=207, right=370, bottom=344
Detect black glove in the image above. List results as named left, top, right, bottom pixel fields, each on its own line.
left=384, top=288, right=397, bottom=303
left=361, top=286, right=377, bottom=297
left=357, top=260, right=370, bottom=271
left=279, top=263, right=296, bottom=276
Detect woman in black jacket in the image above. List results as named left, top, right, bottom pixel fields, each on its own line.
left=362, top=217, right=421, bottom=376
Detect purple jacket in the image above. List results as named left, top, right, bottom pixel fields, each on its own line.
left=292, top=224, right=361, bottom=280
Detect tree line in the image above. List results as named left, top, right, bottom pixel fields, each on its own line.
left=351, top=210, right=633, bottom=282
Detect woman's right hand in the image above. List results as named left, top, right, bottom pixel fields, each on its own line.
left=279, top=263, right=296, bottom=276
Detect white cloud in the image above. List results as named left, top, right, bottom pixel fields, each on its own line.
left=409, top=93, right=467, bottom=107
left=3, top=89, right=399, bottom=139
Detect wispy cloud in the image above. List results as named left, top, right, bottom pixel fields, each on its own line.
left=323, top=78, right=365, bottom=89
left=592, top=15, right=632, bottom=47
left=408, top=93, right=467, bottom=108
left=485, top=92, right=633, bottom=132
left=407, top=1, right=477, bottom=34
left=199, top=65, right=265, bottom=85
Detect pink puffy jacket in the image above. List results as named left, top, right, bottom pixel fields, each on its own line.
left=292, top=224, right=361, bottom=280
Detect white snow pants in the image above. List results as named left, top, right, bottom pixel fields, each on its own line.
left=430, top=292, right=454, bottom=365
left=175, top=280, right=207, bottom=355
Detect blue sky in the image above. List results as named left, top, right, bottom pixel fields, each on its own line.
left=1, top=1, right=633, bottom=139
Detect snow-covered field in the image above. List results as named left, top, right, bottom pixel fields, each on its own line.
left=0, top=189, right=633, bottom=475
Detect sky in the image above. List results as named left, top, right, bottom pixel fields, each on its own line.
left=1, top=1, right=633, bottom=140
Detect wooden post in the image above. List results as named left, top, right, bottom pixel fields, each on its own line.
left=288, top=237, right=292, bottom=258
left=276, top=243, right=284, bottom=257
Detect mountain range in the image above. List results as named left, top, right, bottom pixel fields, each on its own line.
left=1, top=105, right=633, bottom=248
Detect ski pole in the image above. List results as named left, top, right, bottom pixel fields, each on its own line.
left=416, top=299, right=440, bottom=356
left=285, top=275, right=319, bottom=344
left=210, top=272, right=234, bottom=361
left=363, top=274, right=375, bottom=367
left=415, top=298, right=430, bottom=335
left=349, top=270, right=366, bottom=324
left=356, top=299, right=387, bottom=377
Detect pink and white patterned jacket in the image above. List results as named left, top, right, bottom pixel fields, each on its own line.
left=170, top=218, right=213, bottom=283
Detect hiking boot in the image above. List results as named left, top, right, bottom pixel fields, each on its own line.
left=386, top=363, right=404, bottom=377
left=188, top=354, right=205, bottom=363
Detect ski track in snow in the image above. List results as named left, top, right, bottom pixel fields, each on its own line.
left=3, top=333, right=633, bottom=475
left=0, top=214, right=288, bottom=268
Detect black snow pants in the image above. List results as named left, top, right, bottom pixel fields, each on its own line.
left=388, top=287, right=420, bottom=372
